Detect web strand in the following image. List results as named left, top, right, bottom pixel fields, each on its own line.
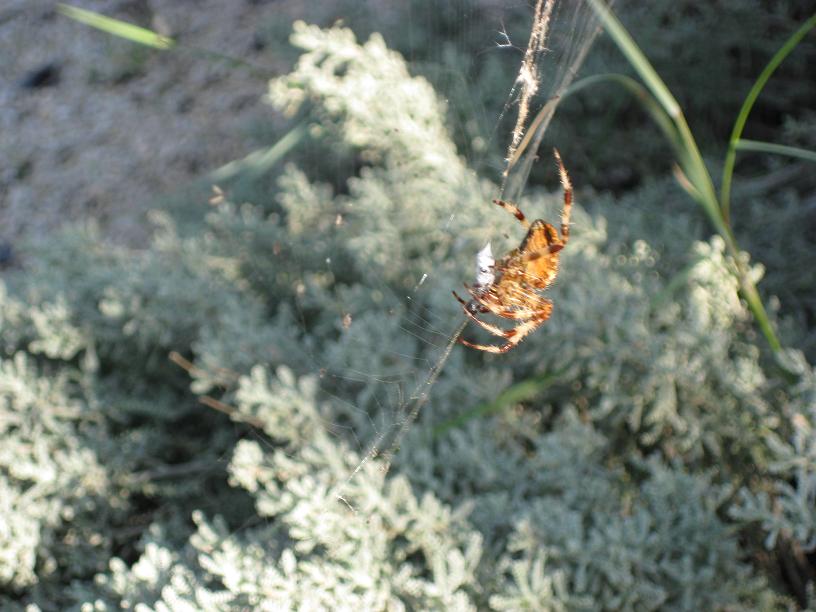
left=333, top=318, right=468, bottom=510
left=334, top=0, right=606, bottom=513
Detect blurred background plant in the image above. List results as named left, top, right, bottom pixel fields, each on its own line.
left=2, top=0, right=815, bottom=609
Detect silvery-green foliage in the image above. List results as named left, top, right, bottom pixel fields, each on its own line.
left=197, top=21, right=507, bottom=428
left=9, top=222, right=229, bottom=387
left=0, top=201, right=296, bottom=606
left=267, top=22, right=489, bottom=284
left=732, top=348, right=816, bottom=552
left=74, top=523, right=231, bottom=612
left=1, top=19, right=812, bottom=610
left=218, top=372, right=483, bottom=611
left=0, top=352, right=109, bottom=597
left=86, top=366, right=485, bottom=611
left=487, top=422, right=772, bottom=611
left=255, top=22, right=798, bottom=606
left=269, top=21, right=461, bottom=179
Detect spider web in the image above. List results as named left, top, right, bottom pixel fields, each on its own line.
left=318, top=0, right=610, bottom=511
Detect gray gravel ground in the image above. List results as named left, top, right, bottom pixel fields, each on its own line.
left=1, top=0, right=307, bottom=249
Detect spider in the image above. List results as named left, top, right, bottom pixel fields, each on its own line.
left=453, top=148, right=572, bottom=353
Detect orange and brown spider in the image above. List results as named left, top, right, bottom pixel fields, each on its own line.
left=453, top=148, right=572, bottom=353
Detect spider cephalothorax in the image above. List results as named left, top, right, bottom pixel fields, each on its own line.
left=453, top=149, right=572, bottom=353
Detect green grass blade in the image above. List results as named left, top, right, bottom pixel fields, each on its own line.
left=584, top=0, right=679, bottom=119
left=586, top=0, right=782, bottom=352
left=566, top=74, right=684, bottom=159
left=720, top=13, right=816, bottom=222
left=649, top=257, right=702, bottom=310
left=59, top=4, right=271, bottom=77
left=585, top=0, right=719, bottom=220
left=736, top=139, right=816, bottom=164
left=433, top=367, right=568, bottom=437
left=58, top=4, right=174, bottom=50
left=742, top=281, right=781, bottom=352
left=209, top=123, right=307, bottom=183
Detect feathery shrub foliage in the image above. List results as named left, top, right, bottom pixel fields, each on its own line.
left=3, top=16, right=816, bottom=611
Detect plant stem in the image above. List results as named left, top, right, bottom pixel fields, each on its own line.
left=586, top=0, right=783, bottom=352
left=720, top=13, right=816, bottom=223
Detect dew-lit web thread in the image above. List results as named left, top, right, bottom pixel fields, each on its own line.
left=501, top=0, right=607, bottom=205
left=333, top=318, right=467, bottom=511
left=506, top=0, right=556, bottom=160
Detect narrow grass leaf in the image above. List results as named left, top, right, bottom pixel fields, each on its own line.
left=585, top=0, right=718, bottom=219
left=58, top=4, right=174, bottom=50
left=736, top=139, right=816, bottom=164
left=209, top=123, right=308, bottom=183
left=566, top=74, right=684, bottom=160
left=720, top=12, right=816, bottom=221
left=433, top=367, right=568, bottom=436
left=586, top=0, right=782, bottom=352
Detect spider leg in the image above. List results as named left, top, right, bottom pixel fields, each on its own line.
left=465, top=283, right=496, bottom=307
left=458, top=302, right=512, bottom=337
left=459, top=305, right=552, bottom=353
left=452, top=289, right=468, bottom=307
left=487, top=297, right=552, bottom=321
left=493, top=199, right=531, bottom=229
left=453, top=289, right=488, bottom=313
left=460, top=337, right=514, bottom=354
left=553, top=148, right=572, bottom=247
left=465, top=284, right=526, bottom=317
left=456, top=287, right=514, bottom=336
left=467, top=278, right=551, bottom=318
left=464, top=282, right=544, bottom=319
